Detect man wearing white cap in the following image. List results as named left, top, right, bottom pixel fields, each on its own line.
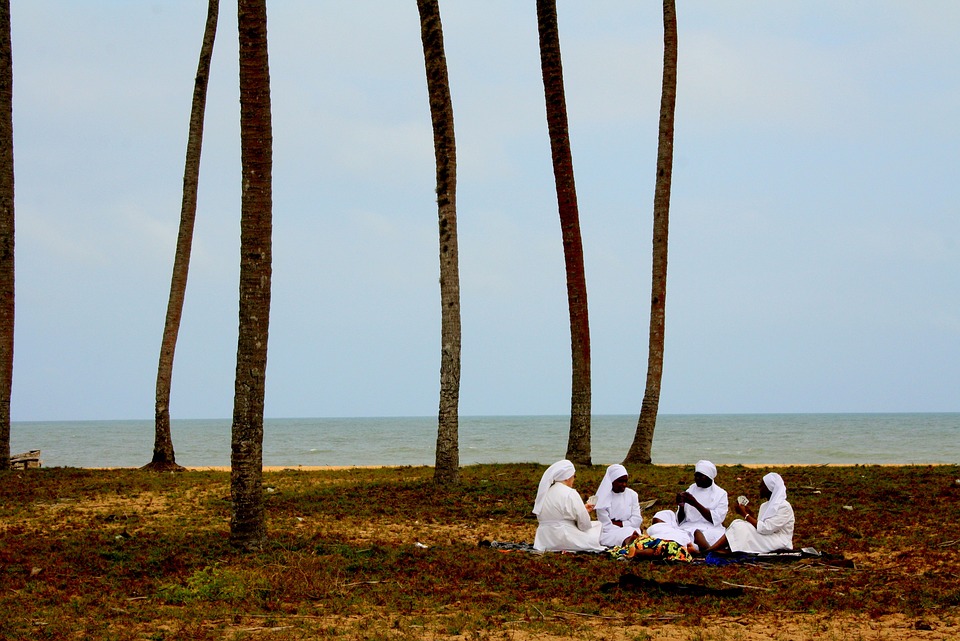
left=593, top=464, right=643, bottom=547
left=675, top=460, right=728, bottom=548
left=532, top=460, right=604, bottom=552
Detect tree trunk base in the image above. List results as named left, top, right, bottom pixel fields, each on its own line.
left=140, top=461, right=186, bottom=473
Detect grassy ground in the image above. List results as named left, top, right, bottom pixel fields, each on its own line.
left=1, top=463, right=958, bottom=640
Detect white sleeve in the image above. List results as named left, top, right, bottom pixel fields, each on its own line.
left=570, top=491, right=594, bottom=532
left=757, top=503, right=793, bottom=535
left=596, top=506, right=614, bottom=528
left=625, top=491, right=643, bottom=530
left=709, top=489, right=729, bottom=526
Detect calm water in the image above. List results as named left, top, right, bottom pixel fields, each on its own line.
left=10, top=413, right=959, bottom=469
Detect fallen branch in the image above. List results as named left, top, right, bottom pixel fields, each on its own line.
left=553, top=609, right=623, bottom=620
left=238, top=614, right=328, bottom=621
left=342, top=580, right=390, bottom=588
left=721, top=581, right=773, bottom=592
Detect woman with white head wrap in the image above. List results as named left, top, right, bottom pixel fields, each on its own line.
left=675, top=460, right=728, bottom=547
left=702, top=472, right=795, bottom=554
left=532, top=460, right=603, bottom=552
left=646, top=509, right=695, bottom=548
left=593, top=464, right=643, bottom=547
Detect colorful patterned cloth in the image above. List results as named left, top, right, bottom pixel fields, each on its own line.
left=608, top=535, right=693, bottom=563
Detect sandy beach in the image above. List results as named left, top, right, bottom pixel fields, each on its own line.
left=187, top=465, right=386, bottom=472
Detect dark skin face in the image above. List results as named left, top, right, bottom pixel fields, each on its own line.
left=694, top=471, right=713, bottom=488
left=759, top=478, right=773, bottom=500
left=612, top=475, right=629, bottom=493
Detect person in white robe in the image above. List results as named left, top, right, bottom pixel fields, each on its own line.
left=646, top=509, right=695, bottom=550
left=676, top=460, right=728, bottom=547
left=532, top=460, right=603, bottom=552
left=593, top=464, right=643, bottom=548
left=703, top=472, right=795, bottom=553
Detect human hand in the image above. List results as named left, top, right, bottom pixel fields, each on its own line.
left=681, top=492, right=699, bottom=507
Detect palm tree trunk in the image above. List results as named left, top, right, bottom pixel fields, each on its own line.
left=146, top=0, right=220, bottom=473
left=416, top=0, right=461, bottom=485
left=231, top=0, right=273, bottom=549
left=0, top=0, right=13, bottom=471
left=536, top=0, right=591, bottom=466
left=624, top=0, right=678, bottom=465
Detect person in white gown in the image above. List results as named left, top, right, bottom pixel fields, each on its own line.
left=702, top=472, right=795, bottom=554
left=532, top=460, right=603, bottom=552
left=676, top=460, right=728, bottom=548
left=593, top=464, right=643, bottom=548
left=646, top=509, right=695, bottom=550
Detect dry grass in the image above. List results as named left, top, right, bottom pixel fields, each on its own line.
left=1, top=463, right=958, bottom=640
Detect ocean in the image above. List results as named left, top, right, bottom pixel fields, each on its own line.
left=9, top=413, right=959, bottom=469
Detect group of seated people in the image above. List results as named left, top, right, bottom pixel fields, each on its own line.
left=532, top=459, right=795, bottom=559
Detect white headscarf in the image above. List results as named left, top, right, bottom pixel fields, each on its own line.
left=647, top=509, right=692, bottom=546
left=651, top=509, right=678, bottom=527
left=762, top=472, right=787, bottom=517
left=533, top=459, right=576, bottom=515
left=594, top=464, right=628, bottom=511
left=695, top=459, right=717, bottom=480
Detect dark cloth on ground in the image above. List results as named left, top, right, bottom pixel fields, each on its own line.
left=600, top=573, right=744, bottom=597
left=702, top=547, right=852, bottom=566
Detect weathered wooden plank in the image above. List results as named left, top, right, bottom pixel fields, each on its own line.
left=9, top=450, right=42, bottom=469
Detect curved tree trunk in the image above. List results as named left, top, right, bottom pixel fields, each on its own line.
left=146, top=0, right=220, bottom=473
left=624, top=0, right=678, bottom=465
left=417, top=0, right=461, bottom=485
left=536, top=0, right=591, bottom=466
left=231, top=0, right=272, bottom=550
left=0, top=0, right=13, bottom=470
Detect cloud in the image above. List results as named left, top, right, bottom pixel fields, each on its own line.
left=7, top=1, right=960, bottom=419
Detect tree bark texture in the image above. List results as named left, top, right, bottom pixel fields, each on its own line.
left=0, top=0, right=13, bottom=470
left=417, top=0, right=461, bottom=485
left=624, top=0, right=678, bottom=465
left=148, top=0, right=219, bottom=473
left=536, top=0, right=591, bottom=466
left=231, top=0, right=272, bottom=549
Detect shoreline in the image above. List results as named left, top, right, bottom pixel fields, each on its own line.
left=74, top=462, right=955, bottom=472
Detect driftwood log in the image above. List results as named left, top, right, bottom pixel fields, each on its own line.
left=9, top=450, right=41, bottom=469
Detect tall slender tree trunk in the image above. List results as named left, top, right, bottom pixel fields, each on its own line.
left=0, top=0, right=13, bottom=471
left=624, top=0, right=678, bottom=465
left=536, top=0, right=591, bottom=466
left=231, top=0, right=272, bottom=549
left=146, top=0, right=220, bottom=473
left=417, top=0, right=461, bottom=485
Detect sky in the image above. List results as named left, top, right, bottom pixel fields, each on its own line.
left=9, top=1, right=960, bottom=422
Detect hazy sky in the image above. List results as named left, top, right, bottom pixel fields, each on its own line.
left=10, top=2, right=959, bottom=421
